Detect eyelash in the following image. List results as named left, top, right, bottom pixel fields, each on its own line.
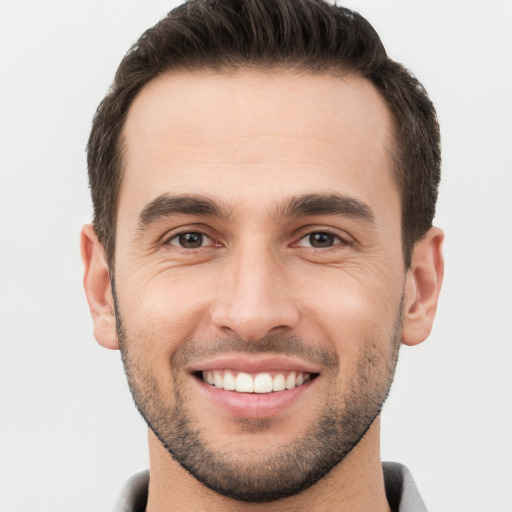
left=294, top=230, right=350, bottom=249
left=163, top=228, right=351, bottom=251
left=164, top=230, right=217, bottom=249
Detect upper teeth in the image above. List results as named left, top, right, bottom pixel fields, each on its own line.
left=202, top=370, right=311, bottom=393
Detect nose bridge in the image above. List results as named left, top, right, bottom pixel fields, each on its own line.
left=211, top=239, right=299, bottom=340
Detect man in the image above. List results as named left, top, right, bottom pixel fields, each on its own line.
left=81, top=0, right=444, bottom=510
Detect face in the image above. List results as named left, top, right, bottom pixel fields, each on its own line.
left=113, top=70, right=406, bottom=501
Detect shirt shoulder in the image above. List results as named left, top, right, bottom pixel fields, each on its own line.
left=112, top=470, right=149, bottom=512
left=383, top=461, right=428, bottom=512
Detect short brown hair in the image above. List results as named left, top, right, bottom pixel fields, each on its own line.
left=87, top=0, right=440, bottom=269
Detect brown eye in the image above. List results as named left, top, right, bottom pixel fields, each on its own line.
left=169, top=232, right=207, bottom=249
left=308, top=232, right=336, bottom=248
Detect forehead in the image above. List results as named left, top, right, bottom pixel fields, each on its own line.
left=119, top=69, right=397, bottom=218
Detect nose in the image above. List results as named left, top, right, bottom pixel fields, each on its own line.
left=210, top=246, right=300, bottom=341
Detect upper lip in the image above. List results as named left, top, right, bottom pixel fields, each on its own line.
left=188, top=355, right=322, bottom=375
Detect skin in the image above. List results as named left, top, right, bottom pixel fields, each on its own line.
left=82, top=70, right=444, bottom=511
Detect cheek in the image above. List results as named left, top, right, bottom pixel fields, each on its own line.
left=297, top=265, right=403, bottom=359
left=116, top=266, right=217, bottom=351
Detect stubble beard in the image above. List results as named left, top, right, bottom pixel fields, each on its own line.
left=116, top=302, right=403, bottom=503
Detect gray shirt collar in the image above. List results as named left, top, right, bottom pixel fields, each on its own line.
left=114, top=462, right=427, bottom=512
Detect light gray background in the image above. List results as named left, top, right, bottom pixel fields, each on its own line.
left=1, top=1, right=511, bottom=511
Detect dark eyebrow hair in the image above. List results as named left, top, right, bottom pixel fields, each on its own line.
left=136, top=192, right=374, bottom=235
left=137, top=194, right=229, bottom=231
left=275, top=193, right=375, bottom=223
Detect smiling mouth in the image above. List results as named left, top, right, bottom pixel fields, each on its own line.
left=196, top=370, right=318, bottom=394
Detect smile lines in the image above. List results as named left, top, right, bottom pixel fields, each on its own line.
left=201, top=370, right=314, bottom=393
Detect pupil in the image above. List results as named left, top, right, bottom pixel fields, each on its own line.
left=309, top=232, right=334, bottom=248
left=179, top=232, right=203, bottom=248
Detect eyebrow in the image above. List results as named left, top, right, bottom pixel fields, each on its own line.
left=137, top=194, right=230, bottom=231
left=136, top=191, right=375, bottom=233
left=274, top=193, right=375, bottom=223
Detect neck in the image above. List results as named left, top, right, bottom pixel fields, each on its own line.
left=146, top=417, right=391, bottom=512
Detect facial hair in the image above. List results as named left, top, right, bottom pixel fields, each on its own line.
left=116, top=299, right=403, bottom=503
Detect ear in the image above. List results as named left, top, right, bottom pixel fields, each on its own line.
left=80, top=224, right=119, bottom=350
left=402, top=227, right=444, bottom=346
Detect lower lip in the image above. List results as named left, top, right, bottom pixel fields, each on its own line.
left=195, top=378, right=314, bottom=419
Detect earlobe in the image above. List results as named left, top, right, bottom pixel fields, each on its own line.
left=80, top=224, right=119, bottom=350
left=402, top=227, right=444, bottom=346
